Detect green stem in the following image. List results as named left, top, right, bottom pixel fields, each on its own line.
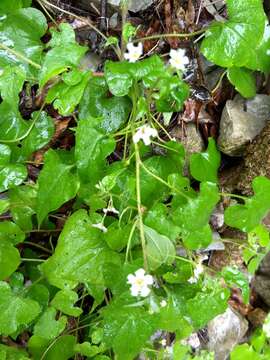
left=125, top=219, right=138, bottom=263
left=134, top=143, right=148, bottom=270
left=0, top=43, right=41, bottom=69
left=134, top=28, right=206, bottom=43
left=0, top=105, right=45, bottom=143
left=23, top=241, right=53, bottom=254
left=21, top=258, right=45, bottom=262
left=219, top=192, right=247, bottom=201
left=211, top=70, right=227, bottom=94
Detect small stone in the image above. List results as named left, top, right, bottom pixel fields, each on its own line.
left=218, top=95, right=270, bottom=156
left=170, top=123, right=204, bottom=155
left=109, top=12, right=119, bottom=28
left=79, top=52, right=102, bottom=71
left=254, top=252, right=270, bottom=307
left=247, top=308, right=267, bottom=328
left=206, top=307, right=248, bottom=360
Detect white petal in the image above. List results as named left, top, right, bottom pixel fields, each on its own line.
left=144, top=274, right=154, bottom=285
left=124, top=52, right=131, bottom=61
left=188, top=276, right=197, bottom=284
left=126, top=42, right=136, bottom=52
left=160, top=300, right=167, bottom=307
left=169, top=49, right=178, bottom=59
left=127, top=274, right=136, bottom=284
left=135, top=268, right=145, bottom=278
left=130, top=285, right=140, bottom=297
left=133, top=131, right=142, bottom=144
left=142, top=135, right=151, bottom=146
left=140, top=285, right=151, bottom=297
left=148, top=127, right=158, bottom=137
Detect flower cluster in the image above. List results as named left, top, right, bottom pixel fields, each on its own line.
left=124, top=41, right=189, bottom=74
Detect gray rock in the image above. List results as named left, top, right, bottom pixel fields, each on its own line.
left=79, top=52, right=102, bottom=71
left=218, top=95, right=270, bottom=156
left=79, top=0, right=154, bottom=13
left=254, top=251, right=270, bottom=307
left=171, top=123, right=204, bottom=155
left=199, top=55, right=224, bottom=90
left=206, top=307, right=248, bottom=360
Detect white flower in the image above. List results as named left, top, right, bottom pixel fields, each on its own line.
left=169, top=48, right=189, bottom=72
left=263, top=314, right=270, bottom=337
left=133, top=124, right=158, bottom=146
left=188, top=255, right=207, bottom=284
left=92, top=222, right=107, bottom=233
left=160, top=339, right=167, bottom=347
left=124, top=42, right=143, bottom=63
left=127, top=268, right=154, bottom=297
left=103, top=204, right=119, bottom=215
left=160, top=300, right=167, bottom=307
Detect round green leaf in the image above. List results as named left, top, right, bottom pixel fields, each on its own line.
left=227, top=67, right=256, bottom=98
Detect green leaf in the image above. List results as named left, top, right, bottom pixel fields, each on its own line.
left=190, top=138, right=221, bottom=183
left=154, top=75, right=189, bottom=113
left=79, top=77, right=131, bottom=133
left=104, top=55, right=164, bottom=96
left=46, top=70, right=91, bottom=115
left=48, top=23, right=76, bottom=47
left=122, top=23, right=137, bottom=43
left=51, top=289, right=83, bottom=317
left=221, top=266, right=250, bottom=304
left=41, top=209, right=121, bottom=289
left=172, top=182, right=220, bottom=249
left=29, top=335, right=76, bottom=360
left=0, top=144, right=11, bottom=165
left=144, top=225, right=176, bottom=270
left=102, top=300, right=156, bottom=360
left=0, top=281, right=41, bottom=335
left=105, top=223, right=137, bottom=252
left=39, top=24, right=87, bottom=87
left=186, top=286, right=230, bottom=329
left=0, top=164, right=27, bottom=192
left=182, top=224, right=213, bottom=250
left=224, top=176, right=270, bottom=232
left=0, top=221, right=25, bottom=244
left=9, top=185, right=37, bottom=231
left=0, top=67, right=29, bottom=140
left=0, top=241, right=20, bottom=280
left=19, top=111, right=55, bottom=159
left=227, top=67, right=256, bottom=98
left=0, top=199, right=9, bottom=215
left=144, top=203, right=180, bottom=242
left=157, top=295, right=193, bottom=334
left=75, top=117, right=115, bottom=185
left=250, top=22, right=270, bottom=73
left=201, top=0, right=266, bottom=68
left=0, top=344, right=30, bottom=360
left=0, top=8, right=47, bottom=76
left=140, top=155, right=181, bottom=207
left=231, top=344, right=261, bottom=360
left=36, top=149, right=80, bottom=225
left=0, top=0, right=29, bottom=13
left=75, top=342, right=106, bottom=357
left=34, top=307, right=67, bottom=340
